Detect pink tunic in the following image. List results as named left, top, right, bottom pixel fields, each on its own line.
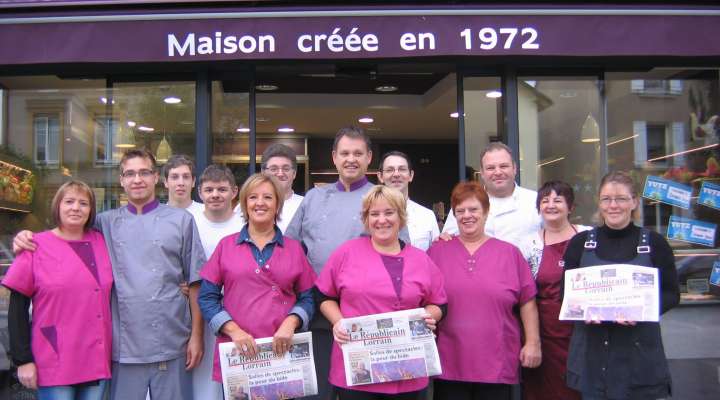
left=427, top=237, right=536, bottom=384
left=2, top=230, right=113, bottom=386
left=200, top=234, right=317, bottom=381
left=315, top=237, right=447, bottom=394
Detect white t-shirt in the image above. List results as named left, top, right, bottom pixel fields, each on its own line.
left=192, top=211, right=245, bottom=259
left=441, top=184, right=541, bottom=257
left=234, top=192, right=303, bottom=234
left=406, top=199, right=440, bottom=251
left=190, top=210, right=245, bottom=400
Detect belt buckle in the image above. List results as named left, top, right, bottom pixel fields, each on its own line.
left=637, top=245, right=650, bottom=253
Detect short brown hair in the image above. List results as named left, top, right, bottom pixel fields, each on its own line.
left=198, top=164, right=237, bottom=189
left=162, top=154, right=195, bottom=180
left=480, top=142, right=514, bottom=169
left=451, top=181, right=490, bottom=215
left=333, top=126, right=371, bottom=151
left=237, top=173, right=284, bottom=224
left=51, top=180, right=96, bottom=231
left=536, top=180, right=575, bottom=213
left=120, top=148, right=157, bottom=173
left=599, top=171, right=638, bottom=198
left=361, top=185, right=408, bottom=232
left=261, top=143, right=298, bottom=170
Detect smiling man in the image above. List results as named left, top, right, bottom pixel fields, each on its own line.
left=441, top=142, right=541, bottom=256
left=163, top=154, right=204, bottom=215
left=378, top=151, right=439, bottom=250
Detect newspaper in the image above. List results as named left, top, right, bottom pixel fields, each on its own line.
left=560, top=264, right=660, bottom=322
left=219, top=331, right=318, bottom=400
left=340, top=308, right=442, bottom=387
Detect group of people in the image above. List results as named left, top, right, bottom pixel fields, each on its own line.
left=3, top=125, right=679, bottom=400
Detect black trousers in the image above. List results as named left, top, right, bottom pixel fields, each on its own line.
left=336, top=387, right=426, bottom=400
left=433, top=379, right=511, bottom=400
left=304, top=327, right=335, bottom=400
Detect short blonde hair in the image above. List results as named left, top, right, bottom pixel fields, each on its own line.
left=51, top=180, right=96, bottom=231
left=361, top=185, right=408, bottom=232
left=237, top=173, right=284, bottom=223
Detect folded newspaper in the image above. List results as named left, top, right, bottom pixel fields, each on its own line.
left=560, top=264, right=660, bottom=322
left=340, top=308, right=442, bottom=387
left=219, top=331, right=318, bottom=400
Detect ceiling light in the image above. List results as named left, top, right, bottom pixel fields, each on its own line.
left=278, top=127, right=295, bottom=133
left=138, top=126, right=155, bottom=132
left=127, top=121, right=136, bottom=127
left=163, top=96, right=182, bottom=104
left=486, top=90, right=502, bottom=98
left=375, top=85, right=398, bottom=93
left=580, top=114, right=600, bottom=143
left=236, top=127, right=250, bottom=133
left=100, top=97, right=115, bottom=104
left=256, top=84, right=279, bottom=91
left=358, top=117, right=374, bottom=124
left=450, top=112, right=459, bottom=118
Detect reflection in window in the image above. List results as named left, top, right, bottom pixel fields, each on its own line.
left=608, top=69, right=720, bottom=302
left=33, top=114, right=60, bottom=166
left=94, top=116, right=120, bottom=165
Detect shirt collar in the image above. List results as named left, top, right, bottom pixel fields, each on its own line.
left=236, top=224, right=285, bottom=247
left=126, top=199, right=160, bottom=215
left=335, top=176, right=369, bottom=192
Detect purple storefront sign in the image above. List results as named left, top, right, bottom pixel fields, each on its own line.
left=1, top=9, right=719, bottom=64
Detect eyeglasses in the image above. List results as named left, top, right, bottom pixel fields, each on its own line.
left=381, top=167, right=410, bottom=175
left=599, top=196, right=633, bottom=205
left=121, top=169, right=155, bottom=179
left=265, top=166, right=293, bottom=174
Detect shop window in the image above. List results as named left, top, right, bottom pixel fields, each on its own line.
left=94, top=115, right=120, bottom=165
left=608, top=69, right=720, bottom=303
left=33, top=113, right=60, bottom=166
left=631, top=79, right=683, bottom=96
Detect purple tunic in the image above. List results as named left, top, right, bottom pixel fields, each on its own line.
left=427, top=237, right=536, bottom=384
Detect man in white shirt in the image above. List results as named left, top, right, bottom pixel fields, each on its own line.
left=163, top=154, right=204, bottom=215
left=377, top=151, right=440, bottom=250
left=234, top=143, right=302, bottom=233
left=191, top=164, right=243, bottom=400
left=441, top=142, right=541, bottom=256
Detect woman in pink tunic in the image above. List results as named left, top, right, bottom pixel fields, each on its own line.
left=198, top=173, right=317, bottom=383
left=427, top=181, right=541, bottom=400
left=521, top=181, right=588, bottom=400
left=3, top=180, right=113, bottom=400
left=315, top=185, right=447, bottom=400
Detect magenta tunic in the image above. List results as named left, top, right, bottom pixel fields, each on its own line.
left=315, top=237, right=447, bottom=394
left=2, top=230, right=113, bottom=387
left=427, top=237, right=536, bottom=384
left=200, top=233, right=317, bottom=381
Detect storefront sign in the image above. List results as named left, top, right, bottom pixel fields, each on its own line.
left=642, top=175, right=692, bottom=209
left=698, top=181, right=720, bottom=210
left=666, top=215, right=717, bottom=247
left=1, top=8, right=720, bottom=64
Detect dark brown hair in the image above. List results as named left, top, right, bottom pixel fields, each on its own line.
left=536, top=180, right=575, bottom=213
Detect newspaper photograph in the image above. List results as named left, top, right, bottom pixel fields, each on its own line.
left=560, top=264, right=660, bottom=322
left=219, top=331, right=318, bottom=400
left=340, top=308, right=442, bottom=387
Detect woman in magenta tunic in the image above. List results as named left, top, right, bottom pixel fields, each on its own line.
left=315, top=185, right=447, bottom=400
left=3, top=180, right=113, bottom=400
left=521, top=181, right=589, bottom=400
left=427, top=181, right=540, bottom=400
left=198, top=173, right=317, bottom=382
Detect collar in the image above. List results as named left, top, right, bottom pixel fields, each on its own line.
left=126, top=199, right=160, bottom=215
left=335, top=176, right=369, bottom=192
left=236, top=224, right=285, bottom=247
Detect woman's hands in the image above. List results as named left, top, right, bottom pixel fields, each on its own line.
left=332, top=319, right=351, bottom=345
left=272, top=316, right=300, bottom=356
left=520, top=341, right=542, bottom=368
left=17, top=362, right=37, bottom=389
left=223, top=322, right=258, bottom=358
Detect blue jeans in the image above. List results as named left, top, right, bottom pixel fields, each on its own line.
left=37, top=379, right=109, bottom=400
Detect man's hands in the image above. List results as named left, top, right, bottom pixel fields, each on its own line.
left=13, top=230, right=36, bottom=253
left=17, top=362, right=37, bottom=389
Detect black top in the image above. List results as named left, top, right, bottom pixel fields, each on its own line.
left=563, top=223, right=680, bottom=314
left=8, top=290, right=33, bottom=365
